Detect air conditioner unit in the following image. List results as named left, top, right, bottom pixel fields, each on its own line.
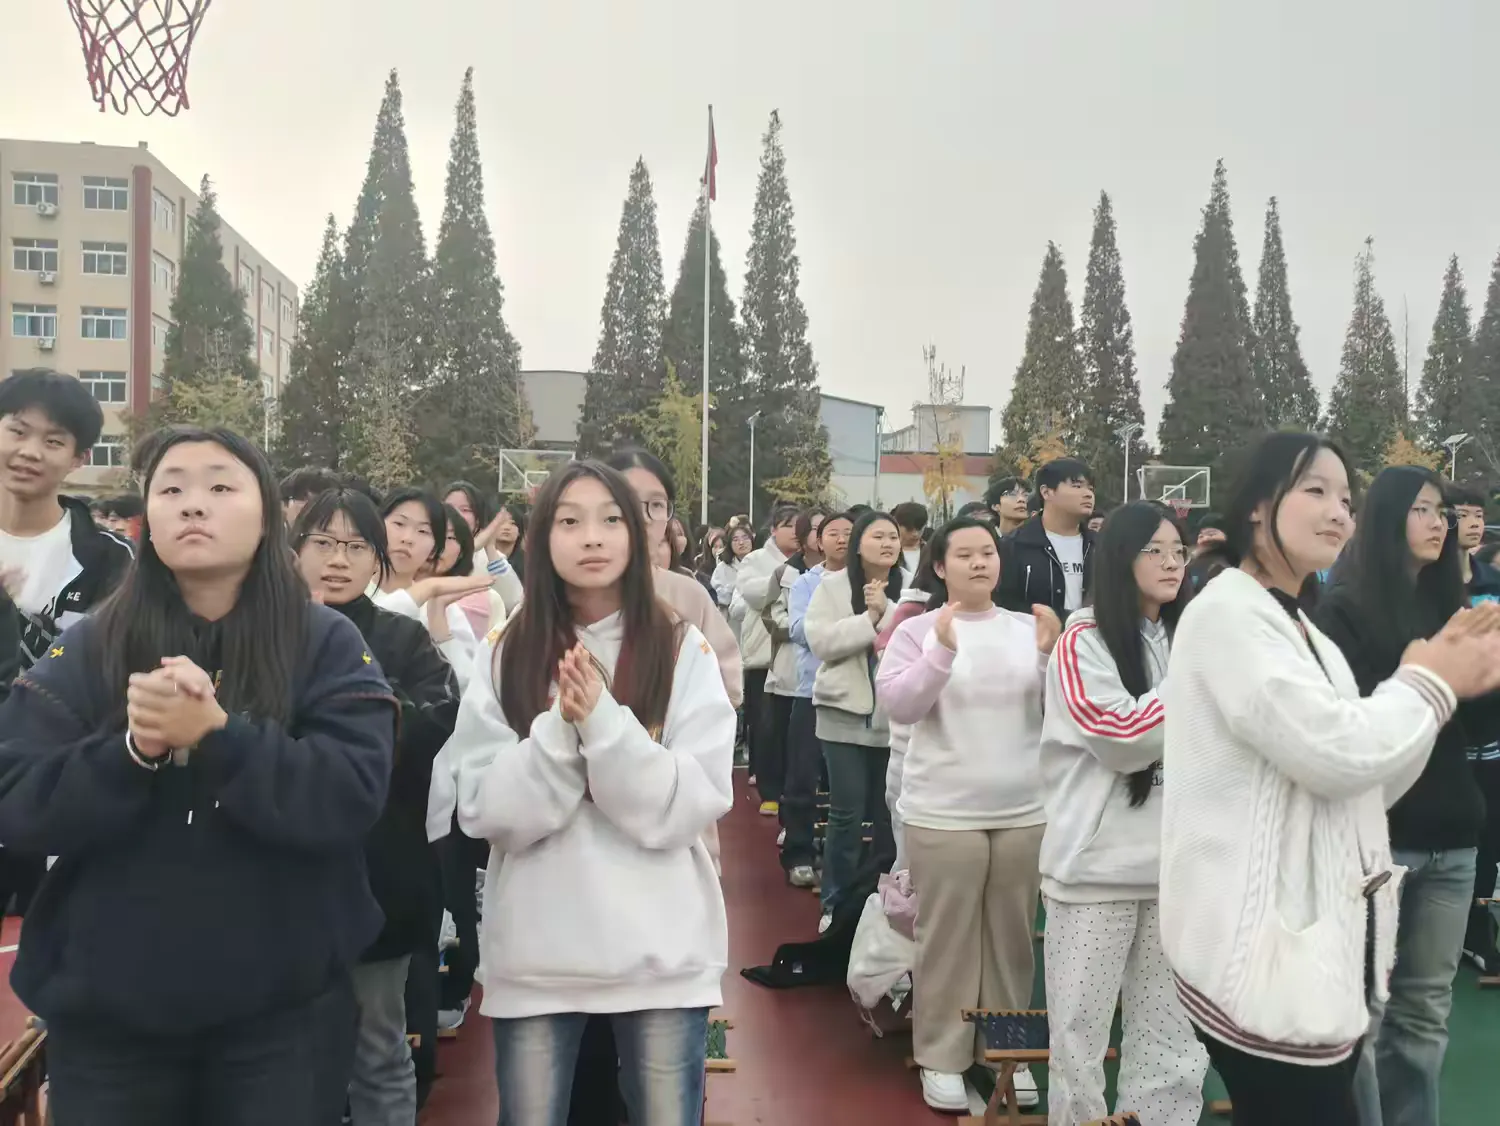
left=35, top=202, right=58, bottom=218
left=37, top=337, right=55, bottom=352
left=38, top=271, right=56, bottom=286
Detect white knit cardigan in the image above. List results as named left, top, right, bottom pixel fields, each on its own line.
left=1158, top=567, right=1454, bottom=1063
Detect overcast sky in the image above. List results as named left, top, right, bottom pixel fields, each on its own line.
left=7, top=0, right=1498, bottom=450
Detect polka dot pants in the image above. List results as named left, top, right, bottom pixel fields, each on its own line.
left=1042, top=897, right=1207, bottom=1126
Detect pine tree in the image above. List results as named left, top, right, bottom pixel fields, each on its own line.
left=275, top=216, right=348, bottom=470
left=1157, top=163, right=1264, bottom=476
left=414, top=68, right=527, bottom=486
left=578, top=159, right=669, bottom=457
left=340, top=70, right=429, bottom=481
left=1470, top=249, right=1500, bottom=481
left=999, top=242, right=1083, bottom=477
left=1327, top=240, right=1406, bottom=476
left=1414, top=255, right=1475, bottom=459
left=741, top=110, right=831, bottom=515
left=1073, top=193, right=1148, bottom=505
left=1252, top=198, right=1319, bottom=430
left=1208, top=160, right=1255, bottom=356
left=662, top=199, right=750, bottom=524
left=161, top=176, right=258, bottom=392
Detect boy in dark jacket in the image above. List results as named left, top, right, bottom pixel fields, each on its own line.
left=995, top=458, right=1095, bottom=621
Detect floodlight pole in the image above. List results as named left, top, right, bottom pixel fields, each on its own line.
left=747, top=412, right=761, bottom=524
left=1116, top=422, right=1143, bottom=503
left=1443, top=432, right=1472, bottom=479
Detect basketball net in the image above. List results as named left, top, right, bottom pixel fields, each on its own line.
left=1168, top=499, right=1193, bottom=521
left=67, top=0, right=212, bottom=116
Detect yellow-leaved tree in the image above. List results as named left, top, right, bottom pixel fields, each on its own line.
left=619, top=360, right=711, bottom=519
left=1383, top=430, right=1442, bottom=472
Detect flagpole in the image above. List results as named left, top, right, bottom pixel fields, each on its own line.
left=699, top=105, right=713, bottom=527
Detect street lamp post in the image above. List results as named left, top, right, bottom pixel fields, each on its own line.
left=1443, top=432, right=1472, bottom=479
left=747, top=411, right=761, bottom=524
left=1116, top=421, right=1143, bottom=503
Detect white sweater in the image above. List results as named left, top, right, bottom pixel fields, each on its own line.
left=1039, top=607, right=1169, bottom=903
left=733, top=542, right=787, bottom=674
left=450, top=612, right=735, bottom=1019
left=876, top=607, right=1047, bottom=831
left=1159, top=567, right=1454, bottom=1063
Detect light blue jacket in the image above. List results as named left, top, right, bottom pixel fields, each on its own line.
left=787, top=564, right=826, bottom=699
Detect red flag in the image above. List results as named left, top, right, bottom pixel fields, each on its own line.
left=702, top=106, right=717, bottom=202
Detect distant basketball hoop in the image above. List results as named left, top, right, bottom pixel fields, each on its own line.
left=1168, top=498, right=1193, bottom=521
left=67, top=0, right=213, bottom=116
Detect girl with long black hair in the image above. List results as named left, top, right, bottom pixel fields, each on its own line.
left=449, top=460, right=734, bottom=1126
left=0, top=427, right=396, bottom=1124
left=1159, top=434, right=1500, bottom=1126
left=291, top=487, right=461, bottom=1124
left=1314, top=466, right=1500, bottom=1126
left=804, top=509, right=909, bottom=930
left=443, top=481, right=526, bottom=612
left=876, top=516, right=1061, bottom=1112
left=1038, top=501, right=1206, bottom=1125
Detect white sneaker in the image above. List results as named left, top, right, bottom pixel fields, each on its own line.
left=920, top=1069, right=968, bottom=1112
left=788, top=865, right=816, bottom=888
left=817, top=911, right=833, bottom=934
left=437, top=997, right=471, bottom=1032
left=1007, top=1065, right=1039, bottom=1108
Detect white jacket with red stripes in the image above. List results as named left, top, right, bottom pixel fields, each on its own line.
left=1039, top=607, right=1169, bottom=904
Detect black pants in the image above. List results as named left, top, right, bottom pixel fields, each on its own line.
left=0, top=846, right=46, bottom=923
left=757, top=691, right=794, bottom=804
left=780, top=697, right=822, bottom=870
left=439, top=827, right=486, bottom=1010
left=743, top=669, right=768, bottom=778
left=568, top=1016, right=625, bottom=1125
left=405, top=902, right=440, bottom=1108
left=1198, top=1028, right=1361, bottom=1126
left=1467, top=756, right=1500, bottom=959
left=49, top=977, right=356, bottom=1126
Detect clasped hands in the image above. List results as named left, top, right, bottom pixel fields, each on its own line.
left=126, top=657, right=229, bottom=761
left=556, top=644, right=603, bottom=725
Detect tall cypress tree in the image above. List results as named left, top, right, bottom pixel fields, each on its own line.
left=578, top=159, right=668, bottom=457
left=276, top=215, right=347, bottom=470
left=741, top=111, right=830, bottom=510
left=1157, top=163, right=1264, bottom=475
left=416, top=68, right=526, bottom=485
left=1414, top=255, right=1475, bottom=459
left=342, top=70, right=429, bottom=486
left=1209, top=160, right=1255, bottom=357
left=1327, top=240, right=1406, bottom=476
left=662, top=199, right=750, bottom=523
left=1073, top=192, right=1148, bottom=505
left=999, top=242, right=1083, bottom=477
left=1470, top=248, right=1500, bottom=483
left=162, top=175, right=258, bottom=389
left=1252, top=198, right=1319, bottom=430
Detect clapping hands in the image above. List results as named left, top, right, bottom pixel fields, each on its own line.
left=557, top=644, right=603, bottom=724
left=126, top=656, right=227, bottom=758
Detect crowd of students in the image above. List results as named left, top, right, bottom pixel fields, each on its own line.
left=0, top=362, right=1499, bottom=1126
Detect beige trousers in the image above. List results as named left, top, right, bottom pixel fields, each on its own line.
left=907, top=823, right=1044, bottom=1073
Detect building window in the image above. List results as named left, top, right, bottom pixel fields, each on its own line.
left=260, top=281, right=276, bottom=315
left=280, top=296, right=294, bottom=325
left=80, top=370, right=128, bottom=405
left=260, top=327, right=275, bottom=356
left=82, top=241, right=128, bottom=276
left=279, top=339, right=292, bottom=372
left=12, top=238, right=59, bottom=274
left=238, top=263, right=254, bottom=294
left=11, top=173, right=59, bottom=207
left=151, top=252, right=176, bottom=292
left=151, top=190, right=176, bottom=233
left=11, top=304, right=57, bottom=338
left=81, top=306, right=128, bottom=340
left=82, top=176, right=129, bottom=211
left=151, top=316, right=172, bottom=349
left=89, top=433, right=128, bottom=468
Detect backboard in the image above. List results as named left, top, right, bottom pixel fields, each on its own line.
left=498, top=449, right=574, bottom=503
left=1137, top=465, right=1211, bottom=512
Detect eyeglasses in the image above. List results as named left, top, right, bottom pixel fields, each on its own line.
left=304, top=534, right=374, bottom=561
left=641, top=498, right=673, bottom=522
left=1139, top=545, right=1189, bottom=566
left=1410, top=503, right=1455, bottom=527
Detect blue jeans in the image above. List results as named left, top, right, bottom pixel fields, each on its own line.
left=1353, top=847, right=1475, bottom=1126
left=820, top=740, right=892, bottom=913
left=492, top=1008, right=709, bottom=1126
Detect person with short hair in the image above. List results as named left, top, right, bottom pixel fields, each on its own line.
left=279, top=466, right=343, bottom=528
left=984, top=477, right=1030, bottom=536
left=995, top=458, right=1096, bottom=621
left=891, top=502, right=929, bottom=574
left=735, top=504, right=802, bottom=813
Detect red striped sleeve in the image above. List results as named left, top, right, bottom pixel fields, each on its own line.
left=1055, top=622, right=1164, bottom=739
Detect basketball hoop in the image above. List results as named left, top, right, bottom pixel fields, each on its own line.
left=1168, top=499, right=1193, bottom=521
left=67, top=0, right=213, bottom=116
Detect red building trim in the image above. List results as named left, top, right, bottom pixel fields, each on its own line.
left=129, top=164, right=152, bottom=411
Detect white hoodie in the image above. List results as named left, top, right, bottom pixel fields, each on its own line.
left=449, top=612, right=735, bottom=1019
left=1038, top=607, right=1169, bottom=903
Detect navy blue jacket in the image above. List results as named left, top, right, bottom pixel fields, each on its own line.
left=0, top=605, right=396, bottom=1034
